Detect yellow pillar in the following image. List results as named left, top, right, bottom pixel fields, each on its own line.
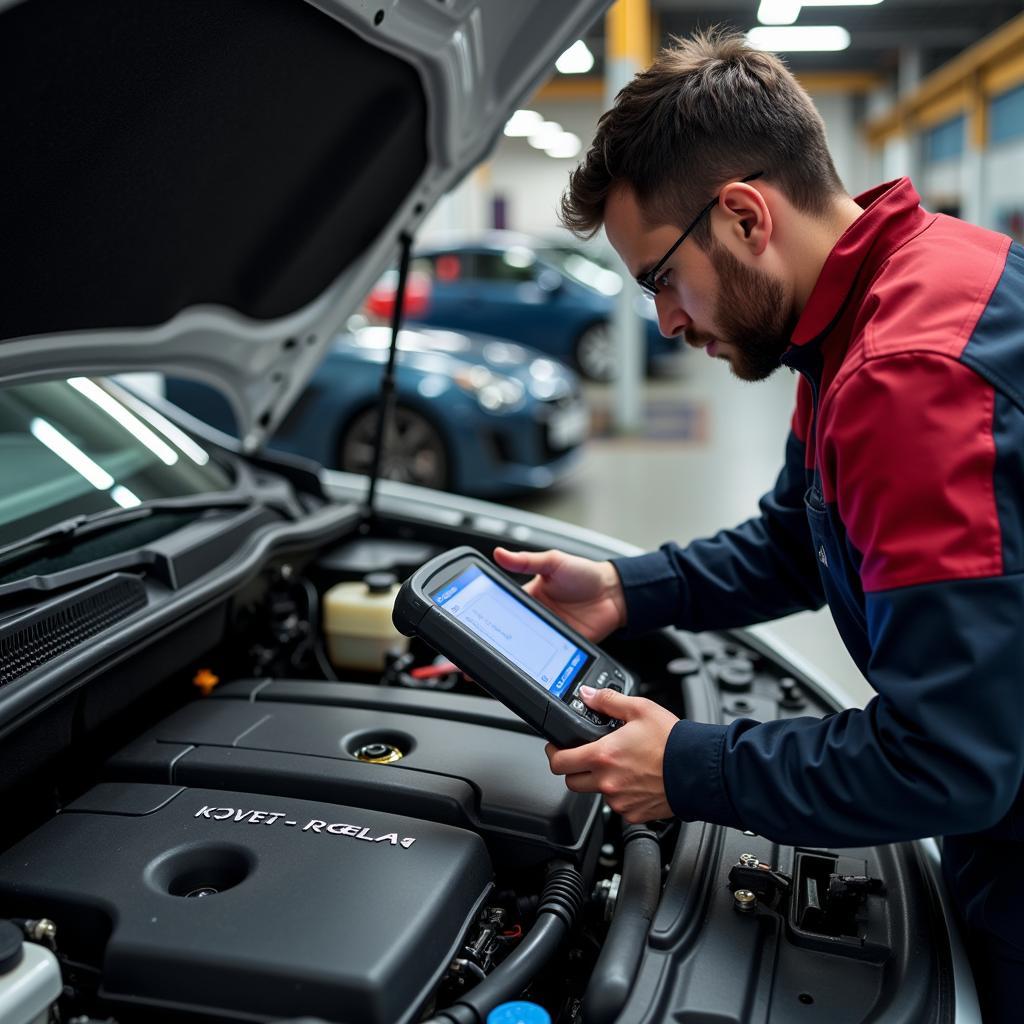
left=605, top=0, right=652, bottom=433
left=606, top=0, right=652, bottom=69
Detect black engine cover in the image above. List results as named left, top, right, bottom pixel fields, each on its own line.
left=0, top=782, right=491, bottom=1023
left=108, top=680, right=601, bottom=867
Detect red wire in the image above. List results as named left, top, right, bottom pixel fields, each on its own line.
left=409, top=661, right=458, bottom=679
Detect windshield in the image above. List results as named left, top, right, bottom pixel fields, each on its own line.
left=0, top=378, right=232, bottom=547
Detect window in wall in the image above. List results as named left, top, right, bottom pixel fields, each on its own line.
left=991, top=83, right=1024, bottom=145
left=923, top=114, right=966, bottom=163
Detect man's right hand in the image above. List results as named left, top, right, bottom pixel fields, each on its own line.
left=492, top=546, right=627, bottom=643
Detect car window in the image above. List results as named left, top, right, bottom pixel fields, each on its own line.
left=464, top=249, right=537, bottom=283
left=0, top=378, right=231, bottom=547
left=536, top=247, right=623, bottom=295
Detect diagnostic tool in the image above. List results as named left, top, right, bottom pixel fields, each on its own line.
left=393, top=546, right=633, bottom=747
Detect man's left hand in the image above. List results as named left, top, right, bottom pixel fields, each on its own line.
left=546, top=685, right=678, bottom=823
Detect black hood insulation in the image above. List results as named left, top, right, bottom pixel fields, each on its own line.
left=0, top=0, right=428, bottom=341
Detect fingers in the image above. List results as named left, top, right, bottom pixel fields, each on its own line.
left=563, top=771, right=599, bottom=793
left=546, top=739, right=603, bottom=776
left=578, top=684, right=643, bottom=722
left=493, top=546, right=564, bottom=579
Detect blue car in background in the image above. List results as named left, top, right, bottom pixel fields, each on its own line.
left=367, top=232, right=683, bottom=381
left=165, top=325, right=587, bottom=498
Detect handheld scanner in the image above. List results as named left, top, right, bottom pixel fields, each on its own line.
left=393, top=546, right=633, bottom=748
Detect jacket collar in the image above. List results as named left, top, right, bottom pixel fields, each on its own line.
left=789, top=178, right=934, bottom=349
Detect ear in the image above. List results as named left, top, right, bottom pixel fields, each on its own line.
left=713, top=181, right=773, bottom=257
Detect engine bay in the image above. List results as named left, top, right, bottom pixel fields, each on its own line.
left=0, top=521, right=957, bottom=1024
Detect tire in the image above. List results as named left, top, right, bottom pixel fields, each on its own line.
left=573, top=322, right=617, bottom=382
left=338, top=405, right=450, bottom=491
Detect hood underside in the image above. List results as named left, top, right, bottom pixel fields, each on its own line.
left=0, top=0, right=607, bottom=449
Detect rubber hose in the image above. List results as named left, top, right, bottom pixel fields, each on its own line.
left=582, top=825, right=663, bottom=1024
left=425, top=861, right=586, bottom=1024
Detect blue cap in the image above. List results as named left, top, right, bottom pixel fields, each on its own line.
left=486, top=1001, right=552, bottom=1024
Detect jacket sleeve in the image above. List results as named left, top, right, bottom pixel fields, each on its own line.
left=661, top=354, right=1024, bottom=847
left=611, top=427, right=826, bottom=635
left=663, top=575, right=1024, bottom=845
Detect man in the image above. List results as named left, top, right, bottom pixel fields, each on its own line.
left=494, top=29, right=1024, bottom=1021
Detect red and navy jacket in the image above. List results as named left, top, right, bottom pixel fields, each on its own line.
left=612, top=179, right=1024, bottom=952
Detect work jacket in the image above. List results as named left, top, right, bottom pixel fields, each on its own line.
left=612, top=178, right=1024, bottom=958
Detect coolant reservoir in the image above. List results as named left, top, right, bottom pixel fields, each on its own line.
left=323, top=572, right=410, bottom=671
left=0, top=922, right=62, bottom=1024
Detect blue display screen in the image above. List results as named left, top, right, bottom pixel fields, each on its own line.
left=431, top=565, right=589, bottom=699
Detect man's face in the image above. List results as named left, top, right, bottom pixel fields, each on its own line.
left=604, top=185, right=796, bottom=381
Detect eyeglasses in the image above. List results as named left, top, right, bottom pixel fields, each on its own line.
left=635, top=171, right=764, bottom=297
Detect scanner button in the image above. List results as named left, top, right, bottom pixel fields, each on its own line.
left=613, top=668, right=626, bottom=681
left=608, top=683, right=623, bottom=693
left=571, top=698, right=586, bottom=714
left=595, top=671, right=609, bottom=688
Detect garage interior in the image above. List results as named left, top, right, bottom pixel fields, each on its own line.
left=429, top=0, right=1024, bottom=708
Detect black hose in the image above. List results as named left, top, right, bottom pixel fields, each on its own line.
left=582, top=824, right=663, bottom=1024
left=425, top=861, right=586, bottom=1024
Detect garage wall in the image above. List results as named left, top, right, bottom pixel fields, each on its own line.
left=422, top=92, right=874, bottom=242
left=810, top=91, right=874, bottom=196
left=987, top=138, right=1024, bottom=235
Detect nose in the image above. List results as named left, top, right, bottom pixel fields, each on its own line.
left=655, top=291, right=690, bottom=339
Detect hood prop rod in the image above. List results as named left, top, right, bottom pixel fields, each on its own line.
left=363, top=231, right=414, bottom=525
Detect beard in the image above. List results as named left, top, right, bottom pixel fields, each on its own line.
left=699, top=241, right=796, bottom=382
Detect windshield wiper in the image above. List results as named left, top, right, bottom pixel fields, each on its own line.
left=0, top=493, right=256, bottom=573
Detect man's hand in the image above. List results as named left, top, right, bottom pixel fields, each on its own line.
left=546, top=686, right=678, bottom=823
left=493, top=546, right=627, bottom=643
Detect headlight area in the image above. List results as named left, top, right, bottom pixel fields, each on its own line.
left=453, top=365, right=527, bottom=414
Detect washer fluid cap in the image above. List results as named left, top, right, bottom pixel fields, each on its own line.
left=487, top=1001, right=552, bottom=1024
left=364, top=571, right=397, bottom=594
left=0, top=920, right=23, bottom=974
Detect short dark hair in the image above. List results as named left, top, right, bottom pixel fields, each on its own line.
left=560, top=28, right=844, bottom=243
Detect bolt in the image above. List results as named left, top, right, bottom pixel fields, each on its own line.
left=739, top=853, right=760, bottom=868
left=26, top=919, right=57, bottom=948
left=733, top=889, right=758, bottom=914
left=594, top=874, right=622, bottom=922
left=779, top=677, right=807, bottom=709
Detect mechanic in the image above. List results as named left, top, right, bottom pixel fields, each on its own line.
left=494, top=29, right=1024, bottom=1021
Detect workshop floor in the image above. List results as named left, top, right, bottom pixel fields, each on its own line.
left=511, top=350, right=873, bottom=709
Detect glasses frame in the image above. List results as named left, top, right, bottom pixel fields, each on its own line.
left=636, top=171, right=765, bottom=297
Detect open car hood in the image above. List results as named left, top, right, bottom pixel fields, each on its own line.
left=0, top=0, right=607, bottom=450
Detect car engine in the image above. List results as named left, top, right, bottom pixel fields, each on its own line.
left=0, top=784, right=492, bottom=1023
left=0, top=531, right=956, bottom=1024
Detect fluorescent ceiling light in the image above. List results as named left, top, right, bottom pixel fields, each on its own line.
left=543, top=132, right=582, bottom=159
left=556, top=40, right=594, bottom=75
left=527, top=121, right=563, bottom=148
left=110, top=485, right=142, bottom=508
left=68, top=376, right=179, bottom=465
left=30, top=417, right=115, bottom=490
left=504, top=109, right=543, bottom=137
left=747, top=25, right=851, bottom=51
left=109, top=383, right=211, bottom=466
left=757, top=0, right=801, bottom=24
left=759, top=0, right=881, bottom=20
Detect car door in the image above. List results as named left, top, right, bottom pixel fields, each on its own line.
left=419, top=248, right=576, bottom=362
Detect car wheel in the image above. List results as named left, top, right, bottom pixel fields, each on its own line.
left=338, top=405, right=450, bottom=490
left=574, top=322, right=617, bottom=382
